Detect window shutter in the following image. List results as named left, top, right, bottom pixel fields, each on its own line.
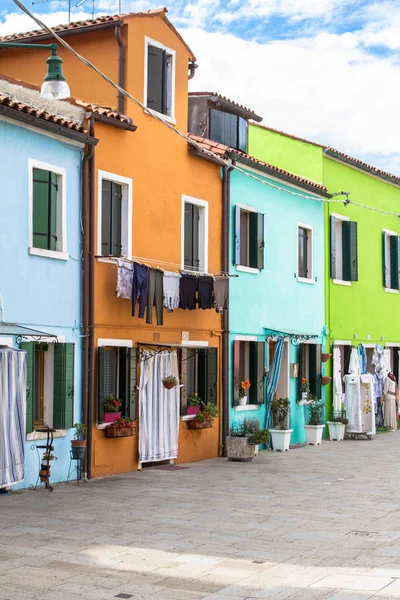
left=343, top=220, right=358, bottom=282
left=256, top=342, right=265, bottom=404
left=238, top=117, right=248, bottom=153
left=330, top=215, right=337, bottom=279
left=118, top=347, right=130, bottom=417
left=180, top=348, right=189, bottom=416
left=193, top=205, right=200, bottom=269
left=257, top=213, right=265, bottom=270
left=97, top=347, right=105, bottom=423
left=298, top=343, right=304, bottom=402
left=234, top=206, right=241, bottom=266
left=147, top=45, right=163, bottom=113
left=308, top=344, right=322, bottom=399
left=198, top=348, right=218, bottom=405
left=390, top=235, right=400, bottom=290
left=49, top=172, right=58, bottom=252
left=32, top=169, right=50, bottom=250
left=315, top=344, right=322, bottom=400
left=111, top=183, right=122, bottom=257
left=209, top=109, right=219, bottom=143
left=184, top=203, right=193, bottom=268
left=383, top=231, right=390, bottom=288
left=21, top=342, right=35, bottom=433
left=53, top=343, right=75, bottom=429
left=101, top=180, right=112, bottom=256
left=233, top=340, right=240, bottom=406
left=129, top=347, right=137, bottom=420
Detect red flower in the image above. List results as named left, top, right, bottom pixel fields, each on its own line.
left=113, top=400, right=119, bottom=406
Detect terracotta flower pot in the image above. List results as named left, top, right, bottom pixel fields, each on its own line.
left=71, top=440, right=86, bottom=460
left=105, top=426, right=135, bottom=438
left=163, top=380, right=176, bottom=390
left=321, top=353, right=332, bottom=362
left=321, top=376, right=332, bottom=385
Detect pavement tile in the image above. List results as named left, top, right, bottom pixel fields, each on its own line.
left=311, top=576, right=394, bottom=592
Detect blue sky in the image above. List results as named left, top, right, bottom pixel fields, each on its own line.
left=1, top=0, right=400, bottom=175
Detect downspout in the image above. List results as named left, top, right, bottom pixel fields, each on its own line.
left=87, top=115, right=96, bottom=479
left=221, top=162, right=234, bottom=456
left=115, top=24, right=124, bottom=114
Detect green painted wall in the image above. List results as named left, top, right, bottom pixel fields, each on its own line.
left=249, top=125, right=324, bottom=184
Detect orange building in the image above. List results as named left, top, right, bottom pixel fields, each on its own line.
left=0, top=9, right=224, bottom=477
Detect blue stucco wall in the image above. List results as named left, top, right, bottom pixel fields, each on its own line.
left=0, top=119, right=83, bottom=488
left=228, top=169, right=326, bottom=444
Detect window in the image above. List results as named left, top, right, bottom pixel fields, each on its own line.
left=330, top=215, right=358, bottom=282
left=383, top=230, right=400, bottom=291
left=298, top=343, right=322, bottom=401
left=29, top=160, right=66, bottom=259
left=181, top=347, right=218, bottom=414
left=97, top=345, right=137, bottom=423
left=145, top=38, right=175, bottom=119
left=209, top=109, right=248, bottom=152
left=21, top=342, right=75, bottom=434
left=234, top=205, right=264, bottom=271
left=98, top=171, right=132, bottom=259
left=182, top=196, right=208, bottom=272
left=297, top=223, right=313, bottom=282
left=233, top=340, right=265, bottom=406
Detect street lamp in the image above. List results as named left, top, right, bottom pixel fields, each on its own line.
left=0, top=42, right=70, bottom=100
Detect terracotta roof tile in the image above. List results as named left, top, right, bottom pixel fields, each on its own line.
left=189, top=92, right=262, bottom=121
left=188, top=134, right=328, bottom=194
left=75, top=100, right=131, bottom=124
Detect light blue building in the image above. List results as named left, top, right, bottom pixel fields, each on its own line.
left=0, top=81, right=96, bottom=488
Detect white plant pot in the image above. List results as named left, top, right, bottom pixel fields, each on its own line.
left=304, top=425, right=324, bottom=445
left=270, top=429, right=293, bottom=452
left=327, top=421, right=345, bottom=442
left=239, top=396, right=247, bottom=406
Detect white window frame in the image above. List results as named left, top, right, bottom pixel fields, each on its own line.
left=28, top=158, right=68, bottom=261
left=236, top=202, right=260, bottom=275
left=383, top=228, right=399, bottom=293
left=331, top=212, right=350, bottom=286
left=297, top=222, right=314, bottom=284
left=144, top=36, right=176, bottom=125
left=181, top=195, right=208, bottom=273
left=97, top=170, right=133, bottom=260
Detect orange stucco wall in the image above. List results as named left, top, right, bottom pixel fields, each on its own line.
left=1, top=14, right=223, bottom=476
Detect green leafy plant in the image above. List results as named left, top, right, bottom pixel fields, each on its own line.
left=162, top=375, right=179, bottom=387
left=253, top=429, right=270, bottom=445
left=104, top=394, right=122, bottom=413
left=229, top=418, right=260, bottom=438
left=332, top=416, right=348, bottom=425
left=271, top=397, right=290, bottom=430
left=187, top=393, right=201, bottom=407
left=308, top=396, right=324, bottom=426
left=42, top=452, right=57, bottom=461
left=195, top=403, right=220, bottom=423
left=73, top=422, right=87, bottom=440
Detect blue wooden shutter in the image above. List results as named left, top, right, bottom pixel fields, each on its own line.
left=383, top=231, right=390, bottom=288
left=234, top=206, right=241, bottom=265
left=53, top=343, right=75, bottom=429
left=390, top=235, right=400, bottom=290
left=101, top=180, right=112, bottom=256
left=147, top=45, right=164, bottom=113
left=20, top=342, right=35, bottom=433
left=343, top=220, right=358, bottom=282
left=330, top=215, right=337, bottom=279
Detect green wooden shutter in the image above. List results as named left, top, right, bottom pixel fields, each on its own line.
left=49, top=172, right=58, bottom=252
left=118, top=347, right=130, bottom=417
left=33, top=168, right=50, bottom=250
left=180, top=348, right=188, bottom=416
left=390, top=235, right=400, bottom=290
left=234, top=206, right=241, bottom=266
left=97, top=346, right=105, bottom=423
left=383, top=231, right=390, bottom=288
left=256, top=342, right=265, bottom=404
left=315, top=344, right=322, bottom=400
left=53, top=343, right=75, bottom=429
left=101, top=180, right=112, bottom=256
left=193, top=205, right=200, bottom=270
left=298, top=344, right=304, bottom=402
left=147, top=45, right=164, bottom=113
left=184, top=203, right=199, bottom=269
left=21, top=342, right=35, bottom=433
left=129, top=347, right=137, bottom=420
left=308, top=344, right=322, bottom=400
left=198, top=348, right=218, bottom=405
left=330, top=215, right=337, bottom=279
left=233, top=340, right=240, bottom=406
left=249, top=212, right=265, bottom=270
left=343, top=220, right=358, bottom=282
left=111, top=183, right=122, bottom=257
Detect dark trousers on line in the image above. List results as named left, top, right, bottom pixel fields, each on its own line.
left=146, top=268, right=164, bottom=326
left=132, top=263, right=149, bottom=318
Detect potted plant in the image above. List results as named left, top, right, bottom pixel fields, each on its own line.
left=186, top=393, right=201, bottom=416
left=252, top=427, right=270, bottom=456
left=321, top=376, right=332, bottom=386
left=299, top=378, right=311, bottom=405
left=226, top=418, right=258, bottom=461
left=270, top=397, right=292, bottom=451
left=105, top=417, right=136, bottom=438
left=71, top=423, right=88, bottom=460
left=40, top=452, right=57, bottom=482
left=321, top=352, right=332, bottom=362
left=238, top=379, right=251, bottom=406
left=187, top=403, right=219, bottom=429
left=304, top=396, right=325, bottom=445
left=327, top=415, right=348, bottom=441
left=104, top=394, right=122, bottom=423
left=162, top=375, right=179, bottom=390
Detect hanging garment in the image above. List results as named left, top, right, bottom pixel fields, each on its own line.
left=357, top=344, right=367, bottom=375
left=146, top=269, right=164, bottom=326
left=197, top=276, right=214, bottom=310
left=360, top=374, right=376, bottom=435
left=163, top=271, right=181, bottom=312
left=383, top=375, right=397, bottom=430
left=372, top=344, right=385, bottom=398
left=116, top=259, right=133, bottom=299
left=214, top=276, right=228, bottom=314
left=0, top=348, right=27, bottom=488
left=265, top=337, right=285, bottom=432
left=139, top=351, right=180, bottom=463
left=179, top=274, right=197, bottom=310
left=376, top=397, right=384, bottom=427
left=344, top=374, right=362, bottom=433
left=333, top=346, right=343, bottom=414
left=383, top=348, right=392, bottom=378
left=132, top=262, right=149, bottom=319
left=348, top=347, right=360, bottom=375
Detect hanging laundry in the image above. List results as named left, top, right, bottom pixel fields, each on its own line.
left=357, top=344, right=367, bottom=375
left=197, top=275, right=214, bottom=310
left=383, top=373, right=397, bottom=430
left=146, top=268, right=164, bottom=326
left=344, top=374, right=362, bottom=432
left=214, top=276, right=228, bottom=314
left=372, top=344, right=385, bottom=399
left=116, top=259, right=133, bottom=299
left=348, top=347, right=360, bottom=375
left=333, top=346, right=343, bottom=414
left=132, top=262, right=149, bottom=319
left=163, top=271, right=181, bottom=312
left=179, top=274, right=197, bottom=310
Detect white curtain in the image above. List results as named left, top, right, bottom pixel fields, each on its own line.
left=333, top=346, right=343, bottom=413
left=360, top=374, right=376, bottom=435
left=0, top=348, right=27, bottom=488
left=345, top=374, right=362, bottom=432
left=139, top=351, right=180, bottom=463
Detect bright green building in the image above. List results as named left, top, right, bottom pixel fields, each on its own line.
left=249, top=123, right=400, bottom=417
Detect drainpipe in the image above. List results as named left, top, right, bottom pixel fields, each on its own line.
left=86, top=116, right=96, bottom=479
left=188, top=61, right=198, bottom=80
left=115, top=24, right=124, bottom=114
left=221, top=163, right=234, bottom=456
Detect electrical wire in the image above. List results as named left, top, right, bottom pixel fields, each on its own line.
left=9, top=0, right=400, bottom=219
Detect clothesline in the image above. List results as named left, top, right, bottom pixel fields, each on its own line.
left=100, top=255, right=238, bottom=277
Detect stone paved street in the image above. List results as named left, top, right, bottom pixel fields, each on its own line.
left=2, top=432, right=400, bottom=599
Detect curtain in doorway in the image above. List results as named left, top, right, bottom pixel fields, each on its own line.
left=333, top=346, right=343, bottom=414
left=139, top=351, right=180, bottom=463
left=265, top=337, right=285, bottom=430
left=0, top=348, right=27, bottom=488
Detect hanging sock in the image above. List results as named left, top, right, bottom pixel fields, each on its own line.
left=197, top=276, right=214, bottom=310
left=213, top=276, right=228, bottom=314
left=163, top=271, right=181, bottom=312
left=116, top=259, right=133, bottom=299
left=147, top=269, right=164, bottom=326
left=132, top=263, right=149, bottom=319
left=179, top=274, right=197, bottom=310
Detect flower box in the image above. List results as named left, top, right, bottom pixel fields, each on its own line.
left=104, top=412, right=121, bottom=423
left=105, top=426, right=135, bottom=438
left=187, top=419, right=213, bottom=430
left=186, top=405, right=200, bottom=416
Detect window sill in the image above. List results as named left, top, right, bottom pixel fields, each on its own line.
left=29, top=248, right=69, bottom=261
left=385, top=288, right=399, bottom=294
left=181, top=415, right=197, bottom=421
left=143, top=107, right=176, bottom=125
left=234, top=405, right=258, bottom=412
left=236, top=265, right=259, bottom=275
left=297, top=276, right=314, bottom=285
left=332, top=279, right=351, bottom=287
left=27, top=429, right=67, bottom=441
left=96, top=256, right=132, bottom=264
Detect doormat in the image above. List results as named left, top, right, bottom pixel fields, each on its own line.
left=154, top=465, right=190, bottom=471
left=289, top=444, right=307, bottom=449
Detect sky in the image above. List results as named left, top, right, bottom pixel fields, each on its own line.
left=1, top=0, right=400, bottom=175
